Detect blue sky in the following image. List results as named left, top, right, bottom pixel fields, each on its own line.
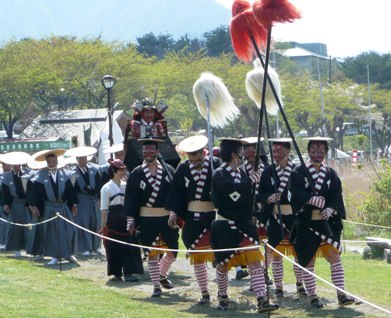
left=215, top=0, right=390, bottom=58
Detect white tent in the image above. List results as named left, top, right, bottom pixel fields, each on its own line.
left=329, top=148, right=351, bottom=159
left=97, top=115, right=124, bottom=164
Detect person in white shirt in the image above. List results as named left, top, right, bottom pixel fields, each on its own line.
left=100, top=159, right=143, bottom=282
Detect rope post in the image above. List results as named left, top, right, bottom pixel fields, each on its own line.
left=263, top=239, right=271, bottom=318
left=56, top=213, right=62, bottom=273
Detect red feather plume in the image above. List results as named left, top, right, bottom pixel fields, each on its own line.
left=230, top=9, right=268, bottom=62
left=252, top=0, right=301, bottom=29
left=232, top=0, right=251, bottom=17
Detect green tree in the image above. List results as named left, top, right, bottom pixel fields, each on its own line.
left=136, top=33, right=174, bottom=60
left=342, top=52, right=391, bottom=89
left=0, top=39, right=38, bottom=138
left=203, top=26, right=232, bottom=58
left=357, top=163, right=391, bottom=228
left=172, top=34, right=205, bottom=55
left=368, top=87, right=391, bottom=149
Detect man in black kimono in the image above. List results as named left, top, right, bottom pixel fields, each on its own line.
left=123, top=138, right=178, bottom=298
left=29, top=149, right=79, bottom=266
left=0, top=159, right=12, bottom=251
left=166, top=135, right=221, bottom=304
left=258, top=138, right=305, bottom=298
left=66, top=146, right=102, bottom=256
left=1, top=152, right=33, bottom=256
left=290, top=137, right=354, bottom=308
left=210, top=138, right=278, bottom=313
left=239, top=136, right=271, bottom=284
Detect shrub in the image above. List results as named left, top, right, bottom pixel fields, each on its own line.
left=356, top=162, right=391, bottom=231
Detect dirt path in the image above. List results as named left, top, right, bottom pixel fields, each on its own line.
left=59, top=252, right=390, bottom=318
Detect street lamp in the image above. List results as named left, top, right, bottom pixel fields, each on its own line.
left=101, top=75, right=116, bottom=156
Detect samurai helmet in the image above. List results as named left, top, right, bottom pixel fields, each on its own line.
left=130, top=98, right=168, bottom=115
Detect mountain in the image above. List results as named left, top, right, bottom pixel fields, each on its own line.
left=0, top=0, right=231, bottom=43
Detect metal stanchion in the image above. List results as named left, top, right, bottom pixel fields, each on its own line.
left=57, top=215, right=62, bottom=273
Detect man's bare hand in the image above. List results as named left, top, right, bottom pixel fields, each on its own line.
left=30, top=206, right=40, bottom=218
left=127, top=217, right=135, bottom=235
left=168, top=212, right=178, bottom=229
left=267, top=193, right=281, bottom=204
left=3, top=205, right=10, bottom=214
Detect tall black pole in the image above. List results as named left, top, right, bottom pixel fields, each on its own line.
left=107, top=88, right=114, bottom=159
left=253, top=27, right=272, bottom=173
left=249, top=36, right=316, bottom=192
left=102, top=74, right=116, bottom=160
left=250, top=28, right=272, bottom=317
left=251, top=27, right=273, bottom=220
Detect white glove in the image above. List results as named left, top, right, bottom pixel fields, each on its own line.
left=321, top=208, right=334, bottom=220
left=267, top=193, right=281, bottom=204
left=249, top=170, right=261, bottom=185
left=308, top=196, right=325, bottom=209
left=126, top=217, right=135, bottom=234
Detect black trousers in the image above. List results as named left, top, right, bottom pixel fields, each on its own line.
left=106, top=205, right=143, bottom=277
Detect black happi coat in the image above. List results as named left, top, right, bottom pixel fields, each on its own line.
left=289, top=164, right=345, bottom=267
left=1, top=171, right=29, bottom=205
left=73, top=164, right=101, bottom=197
left=73, top=163, right=102, bottom=252
left=122, top=162, right=178, bottom=256
left=210, top=164, right=259, bottom=264
left=259, top=163, right=297, bottom=248
left=242, top=160, right=268, bottom=224
left=29, top=168, right=79, bottom=210
left=165, top=156, right=221, bottom=249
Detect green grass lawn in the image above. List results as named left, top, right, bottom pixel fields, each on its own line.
left=0, top=250, right=390, bottom=318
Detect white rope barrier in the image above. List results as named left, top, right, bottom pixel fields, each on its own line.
left=342, top=239, right=391, bottom=244
left=2, top=213, right=390, bottom=252
left=0, top=215, right=59, bottom=229
left=265, top=241, right=391, bottom=315
left=343, top=220, right=391, bottom=230
left=56, top=214, right=260, bottom=253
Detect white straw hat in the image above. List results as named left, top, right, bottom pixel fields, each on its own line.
left=178, top=135, right=208, bottom=153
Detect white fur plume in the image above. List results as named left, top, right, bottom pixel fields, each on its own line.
left=193, top=72, right=240, bottom=128
left=245, top=58, right=282, bottom=115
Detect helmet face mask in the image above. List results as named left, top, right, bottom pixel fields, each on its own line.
left=141, top=108, right=157, bottom=123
